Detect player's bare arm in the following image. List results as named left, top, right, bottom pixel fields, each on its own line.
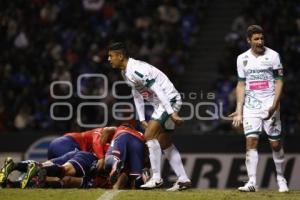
left=170, top=112, right=183, bottom=125
left=229, top=81, right=245, bottom=127
left=96, top=158, right=105, bottom=171
left=264, top=79, right=283, bottom=120
left=141, top=121, right=148, bottom=129
left=100, top=127, right=117, bottom=145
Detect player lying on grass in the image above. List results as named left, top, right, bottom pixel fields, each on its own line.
left=0, top=150, right=108, bottom=189
left=0, top=126, right=115, bottom=189
left=0, top=154, right=111, bottom=188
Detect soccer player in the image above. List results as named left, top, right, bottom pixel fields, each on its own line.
left=47, top=126, right=116, bottom=159
left=21, top=150, right=99, bottom=189
left=0, top=127, right=115, bottom=188
left=0, top=153, right=110, bottom=189
left=103, top=124, right=149, bottom=189
left=108, top=43, right=191, bottom=191
left=229, top=25, right=289, bottom=192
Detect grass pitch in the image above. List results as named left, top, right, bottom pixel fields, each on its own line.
left=0, top=189, right=299, bottom=200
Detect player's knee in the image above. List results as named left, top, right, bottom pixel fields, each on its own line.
left=144, top=121, right=161, bottom=140
left=246, top=137, right=258, bottom=150
left=63, top=162, right=76, bottom=176
left=157, top=133, right=172, bottom=150
left=270, top=141, right=282, bottom=151
left=62, top=176, right=73, bottom=185
left=144, top=132, right=153, bottom=141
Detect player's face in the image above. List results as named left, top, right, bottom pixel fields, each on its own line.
left=248, top=33, right=265, bottom=55
left=108, top=51, right=123, bottom=69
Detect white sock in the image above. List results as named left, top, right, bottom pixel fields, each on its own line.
left=272, top=148, right=285, bottom=179
left=245, top=149, right=258, bottom=184
left=146, top=139, right=162, bottom=180
left=163, top=144, right=190, bottom=182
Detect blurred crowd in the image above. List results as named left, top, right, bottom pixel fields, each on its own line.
left=0, top=0, right=205, bottom=133
left=215, top=0, right=300, bottom=134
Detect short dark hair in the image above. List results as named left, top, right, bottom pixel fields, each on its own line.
left=108, top=42, right=129, bottom=58
left=247, top=25, right=264, bottom=39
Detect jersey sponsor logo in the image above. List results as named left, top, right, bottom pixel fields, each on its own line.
left=247, top=69, right=270, bottom=73
left=249, top=80, right=269, bottom=90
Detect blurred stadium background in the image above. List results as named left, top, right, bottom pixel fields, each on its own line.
left=0, top=0, right=300, bottom=191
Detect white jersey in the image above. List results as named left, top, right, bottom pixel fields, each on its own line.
left=237, top=47, right=283, bottom=117
left=122, top=58, right=180, bottom=121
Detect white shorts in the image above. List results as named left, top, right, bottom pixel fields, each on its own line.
left=243, top=109, right=282, bottom=140
left=151, top=95, right=182, bottom=131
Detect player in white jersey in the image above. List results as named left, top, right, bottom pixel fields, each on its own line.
left=230, top=25, right=288, bottom=192
left=107, top=42, right=191, bottom=191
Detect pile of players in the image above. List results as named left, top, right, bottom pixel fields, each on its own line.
left=0, top=123, right=189, bottom=191
left=0, top=124, right=150, bottom=189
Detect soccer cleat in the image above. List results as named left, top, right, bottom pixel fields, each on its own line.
left=21, top=162, right=39, bottom=189
left=142, top=168, right=151, bottom=183
left=277, top=177, right=289, bottom=193
left=109, top=161, right=124, bottom=185
left=238, top=181, right=258, bottom=192
left=166, top=180, right=192, bottom=191
left=0, top=157, right=14, bottom=186
left=140, top=178, right=163, bottom=189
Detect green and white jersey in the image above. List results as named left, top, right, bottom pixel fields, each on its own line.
left=122, top=58, right=180, bottom=121
left=237, top=47, right=283, bottom=117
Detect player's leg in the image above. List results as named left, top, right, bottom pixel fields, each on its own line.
left=143, top=119, right=162, bottom=183
left=126, top=135, right=148, bottom=189
left=65, top=151, right=98, bottom=177
left=141, top=104, right=165, bottom=188
left=105, top=135, right=127, bottom=185
left=142, top=97, right=182, bottom=189
left=158, top=132, right=191, bottom=191
left=238, top=117, right=261, bottom=192
left=0, top=157, right=15, bottom=187
left=0, top=158, right=38, bottom=188
left=264, top=111, right=289, bottom=192
left=39, top=151, right=98, bottom=188
left=21, top=161, right=41, bottom=189
left=35, top=150, right=79, bottom=182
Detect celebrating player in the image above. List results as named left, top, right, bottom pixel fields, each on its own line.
left=229, top=25, right=289, bottom=192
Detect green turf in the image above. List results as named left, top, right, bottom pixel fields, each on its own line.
left=0, top=189, right=105, bottom=200
left=115, top=189, right=300, bottom=200
left=0, top=189, right=300, bottom=200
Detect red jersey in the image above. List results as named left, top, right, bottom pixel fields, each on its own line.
left=112, top=126, right=145, bottom=142
left=65, top=128, right=108, bottom=159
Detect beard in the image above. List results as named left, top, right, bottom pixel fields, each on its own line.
left=254, top=45, right=265, bottom=55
